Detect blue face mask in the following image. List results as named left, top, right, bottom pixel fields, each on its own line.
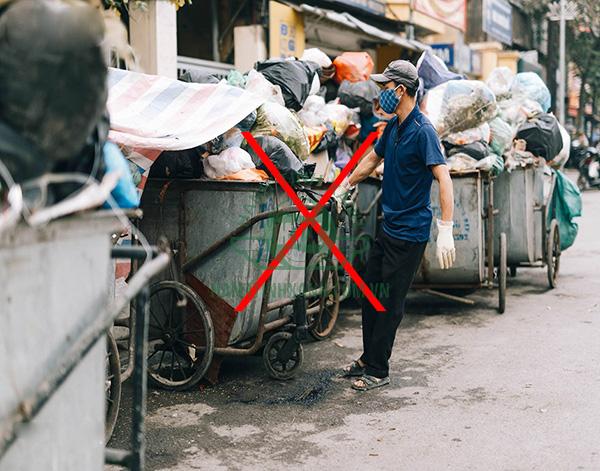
left=378, top=84, right=403, bottom=114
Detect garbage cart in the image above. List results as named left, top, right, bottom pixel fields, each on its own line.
left=412, top=170, right=508, bottom=313
left=138, top=179, right=342, bottom=387
left=0, top=212, right=169, bottom=471
left=493, top=164, right=560, bottom=287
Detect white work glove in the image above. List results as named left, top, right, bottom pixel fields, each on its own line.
left=436, top=219, right=456, bottom=270
left=332, top=177, right=354, bottom=213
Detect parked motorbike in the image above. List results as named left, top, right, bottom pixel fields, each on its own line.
left=577, top=147, right=600, bottom=191
left=568, top=139, right=588, bottom=169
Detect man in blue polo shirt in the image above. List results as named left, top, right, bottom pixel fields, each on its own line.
left=338, top=60, right=455, bottom=391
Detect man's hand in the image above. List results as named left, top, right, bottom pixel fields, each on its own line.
left=332, top=177, right=354, bottom=212
left=436, top=219, right=456, bottom=269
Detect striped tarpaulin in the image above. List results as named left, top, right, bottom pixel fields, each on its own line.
left=107, top=67, right=265, bottom=192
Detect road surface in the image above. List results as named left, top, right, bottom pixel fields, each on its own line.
left=109, top=178, right=600, bottom=471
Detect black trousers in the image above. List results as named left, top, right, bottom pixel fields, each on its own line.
left=359, top=231, right=427, bottom=378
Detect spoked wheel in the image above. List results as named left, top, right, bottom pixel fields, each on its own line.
left=498, top=232, right=507, bottom=314
left=547, top=219, right=561, bottom=288
left=263, top=332, right=303, bottom=380
left=305, top=253, right=340, bottom=340
left=105, top=331, right=121, bottom=444
left=147, top=281, right=214, bottom=391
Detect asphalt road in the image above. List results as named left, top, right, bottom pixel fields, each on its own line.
left=109, top=178, right=600, bottom=471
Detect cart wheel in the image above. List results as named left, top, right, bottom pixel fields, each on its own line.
left=498, top=233, right=507, bottom=314
left=105, top=331, right=121, bottom=444
left=509, top=266, right=517, bottom=278
left=305, top=253, right=340, bottom=340
left=263, top=332, right=303, bottom=380
left=547, top=219, right=561, bottom=289
left=147, top=280, right=214, bottom=391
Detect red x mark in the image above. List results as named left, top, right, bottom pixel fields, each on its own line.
left=235, top=131, right=385, bottom=313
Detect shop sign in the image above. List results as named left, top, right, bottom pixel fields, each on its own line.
left=483, top=0, right=513, bottom=45
left=431, top=43, right=454, bottom=67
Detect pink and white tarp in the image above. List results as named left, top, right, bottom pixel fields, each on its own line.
left=107, top=67, right=264, bottom=191
left=107, top=67, right=264, bottom=280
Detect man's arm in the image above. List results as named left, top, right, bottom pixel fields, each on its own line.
left=431, top=164, right=453, bottom=222
left=348, top=150, right=383, bottom=187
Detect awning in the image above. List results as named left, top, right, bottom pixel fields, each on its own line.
left=293, top=3, right=429, bottom=52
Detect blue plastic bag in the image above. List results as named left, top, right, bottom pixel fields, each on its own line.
left=102, top=142, right=139, bottom=209
left=511, top=72, right=551, bottom=112
left=417, top=50, right=463, bottom=92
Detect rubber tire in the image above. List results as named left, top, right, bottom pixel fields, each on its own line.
left=305, top=253, right=340, bottom=340
left=263, top=332, right=303, bottom=380
left=147, top=281, right=214, bottom=391
left=105, top=331, right=121, bottom=444
left=498, top=233, right=507, bottom=314
left=547, top=219, right=561, bottom=289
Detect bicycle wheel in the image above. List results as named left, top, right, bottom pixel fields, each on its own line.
left=147, top=281, right=214, bottom=391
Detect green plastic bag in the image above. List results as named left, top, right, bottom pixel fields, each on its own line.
left=547, top=170, right=582, bottom=251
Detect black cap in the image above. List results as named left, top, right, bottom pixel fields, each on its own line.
left=371, top=60, right=419, bottom=89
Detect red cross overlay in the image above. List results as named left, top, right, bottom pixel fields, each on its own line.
left=235, top=131, right=385, bottom=313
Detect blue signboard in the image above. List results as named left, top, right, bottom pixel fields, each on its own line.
left=431, top=43, right=455, bottom=68
left=331, top=0, right=386, bottom=16
left=483, top=0, right=512, bottom=45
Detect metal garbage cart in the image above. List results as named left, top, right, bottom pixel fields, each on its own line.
left=138, top=179, right=342, bottom=387
left=492, top=164, right=560, bottom=287
left=0, top=212, right=169, bottom=471
left=411, top=170, right=508, bottom=313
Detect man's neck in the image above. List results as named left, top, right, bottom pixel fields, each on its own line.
left=396, top=99, right=417, bottom=124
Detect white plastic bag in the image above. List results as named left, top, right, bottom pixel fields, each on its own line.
left=251, top=102, right=311, bottom=160
left=551, top=122, right=571, bottom=169
left=301, top=48, right=332, bottom=68
left=489, top=117, right=513, bottom=155
left=245, top=69, right=285, bottom=106
left=498, top=98, right=543, bottom=132
left=309, top=74, right=321, bottom=95
left=204, top=147, right=255, bottom=179
left=510, top=72, right=551, bottom=112
left=318, top=103, right=354, bottom=136
left=425, top=81, right=497, bottom=137
left=486, top=67, right=514, bottom=100
left=446, top=153, right=478, bottom=172
left=445, top=123, right=491, bottom=146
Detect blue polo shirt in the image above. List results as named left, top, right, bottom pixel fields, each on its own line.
left=374, top=106, right=446, bottom=242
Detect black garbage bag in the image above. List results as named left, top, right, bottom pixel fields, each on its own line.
left=149, top=148, right=204, bottom=179
left=242, top=136, right=303, bottom=183
left=235, top=110, right=257, bottom=132
left=515, top=113, right=562, bottom=161
left=445, top=140, right=490, bottom=161
left=0, top=0, right=107, bottom=183
left=256, top=59, right=321, bottom=111
left=338, top=80, right=379, bottom=115
left=313, top=125, right=338, bottom=153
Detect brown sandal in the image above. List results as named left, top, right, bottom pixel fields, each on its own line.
left=342, top=360, right=365, bottom=377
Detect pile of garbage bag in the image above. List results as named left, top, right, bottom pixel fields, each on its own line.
left=158, top=49, right=379, bottom=184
